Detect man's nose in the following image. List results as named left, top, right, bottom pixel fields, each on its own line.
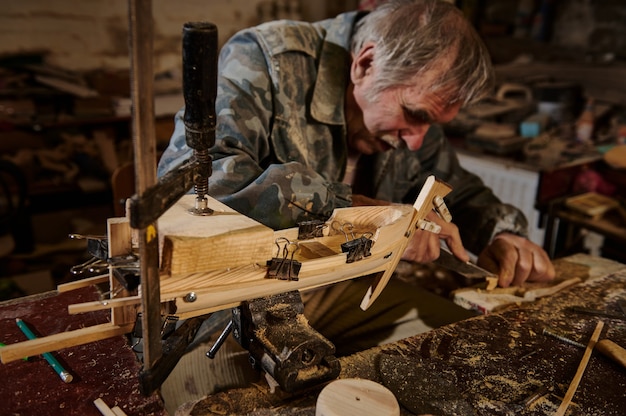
left=400, top=125, right=430, bottom=150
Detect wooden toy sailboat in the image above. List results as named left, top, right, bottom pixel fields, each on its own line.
left=0, top=175, right=452, bottom=364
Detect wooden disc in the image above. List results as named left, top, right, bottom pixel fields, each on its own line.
left=604, top=144, right=626, bottom=169
left=316, top=378, right=400, bottom=416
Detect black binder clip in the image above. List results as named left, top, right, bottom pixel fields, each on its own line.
left=267, top=237, right=301, bottom=281
left=335, top=222, right=374, bottom=263
left=297, top=219, right=326, bottom=239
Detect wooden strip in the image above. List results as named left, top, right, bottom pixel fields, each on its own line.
left=94, top=398, right=117, bottom=416
left=556, top=320, right=604, bottom=416
left=57, top=274, right=109, bottom=292
left=112, top=406, right=128, bottom=416
left=523, top=277, right=582, bottom=300
left=0, top=323, right=133, bottom=364
left=68, top=295, right=142, bottom=315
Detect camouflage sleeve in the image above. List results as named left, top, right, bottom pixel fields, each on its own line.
left=158, top=28, right=351, bottom=230
left=418, top=125, right=529, bottom=254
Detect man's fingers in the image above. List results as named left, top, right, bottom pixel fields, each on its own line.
left=424, top=211, right=468, bottom=262
left=479, top=233, right=556, bottom=287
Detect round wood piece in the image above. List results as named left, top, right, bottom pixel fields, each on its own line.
left=604, top=144, right=626, bottom=169
left=316, top=378, right=400, bottom=416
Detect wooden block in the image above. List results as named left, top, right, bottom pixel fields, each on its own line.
left=158, top=195, right=274, bottom=276
left=565, top=192, right=619, bottom=217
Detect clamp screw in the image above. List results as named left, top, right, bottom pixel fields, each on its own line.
left=184, top=292, right=197, bottom=303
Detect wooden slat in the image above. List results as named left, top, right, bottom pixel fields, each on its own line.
left=0, top=323, right=133, bottom=364
left=556, top=320, right=604, bottom=416
left=57, top=274, right=109, bottom=292
left=68, top=295, right=142, bottom=315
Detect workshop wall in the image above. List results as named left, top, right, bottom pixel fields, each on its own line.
left=0, top=0, right=357, bottom=74
left=0, top=0, right=269, bottom=73
left=478, top=0, right=626, bottom=62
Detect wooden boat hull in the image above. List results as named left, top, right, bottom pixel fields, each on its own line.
left=0, top=175, right=452, bottom=363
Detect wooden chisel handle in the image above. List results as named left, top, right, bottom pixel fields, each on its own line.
left=596, top=339, right=626, bottom=370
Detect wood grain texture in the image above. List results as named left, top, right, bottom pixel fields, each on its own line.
left=108, top=217, right=136, bottom=325
left=360, top=176, right=452, bottom=310
left=158, top=195, right=274, bottom=275
left=595, top=339, right=626, bottom=370
left=315, top=378, right=400, bottom=416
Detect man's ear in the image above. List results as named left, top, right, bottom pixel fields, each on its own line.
left=351, top=43, right=376, bottom=85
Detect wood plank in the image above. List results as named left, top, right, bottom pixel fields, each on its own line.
left=0, top=323, right=133, bottom=363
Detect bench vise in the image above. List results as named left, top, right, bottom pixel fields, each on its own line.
left=213, top=290, right=341, bottom=393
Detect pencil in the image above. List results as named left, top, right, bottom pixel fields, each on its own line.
left=15, top=318, right=73, bottom=383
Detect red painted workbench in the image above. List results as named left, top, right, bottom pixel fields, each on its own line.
left=0, top=286, right=166, bottom=416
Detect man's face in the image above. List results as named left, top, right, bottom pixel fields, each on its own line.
left=347, top=45, right=461, bottom=155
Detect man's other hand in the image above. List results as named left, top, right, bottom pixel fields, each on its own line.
left=477, top=233, right=556, bottom=287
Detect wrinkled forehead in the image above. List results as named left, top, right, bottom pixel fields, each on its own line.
left=404, top=57, right=461, bottom=104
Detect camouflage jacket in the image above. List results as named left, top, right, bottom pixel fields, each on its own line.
left=157, top=11, right=528, bottom=255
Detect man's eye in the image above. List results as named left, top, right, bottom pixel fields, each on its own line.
left=405, top=109, right=430, bottom=124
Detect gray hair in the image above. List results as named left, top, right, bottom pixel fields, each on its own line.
left=351, top=0, right=494, bottom=105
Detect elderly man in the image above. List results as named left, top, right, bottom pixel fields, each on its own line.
left=158, top=0, right=554, bottom=395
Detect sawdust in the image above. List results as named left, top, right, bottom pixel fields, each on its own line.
left=186, top=260, right=626, bottom=415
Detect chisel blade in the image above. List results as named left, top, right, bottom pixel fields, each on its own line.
left=434, top=247, right=496, bottom=281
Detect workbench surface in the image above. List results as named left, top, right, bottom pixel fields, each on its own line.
left=182, top=254, right=626, bottom=415
left=0, top=286, right=166, bottom=416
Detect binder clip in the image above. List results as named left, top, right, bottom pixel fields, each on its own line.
left=297, top=219, right=327, bottom=239
left=335, top=222, right=374, bottom=263
left=267, top=237, right=301, bottom=281
left=131, top=313, right=179, bottom=353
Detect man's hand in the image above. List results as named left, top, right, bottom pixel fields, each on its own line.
left=401, top=210, right=469, bottom=263
left=477, top=232, right=555, bottom=287
left=351, top=195, right=468, bottom=264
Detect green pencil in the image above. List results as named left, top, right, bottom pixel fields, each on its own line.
left=15, top=318, right=73, bottom=383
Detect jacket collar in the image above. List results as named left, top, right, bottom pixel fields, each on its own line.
left=310, top=11, right=364, bottom=125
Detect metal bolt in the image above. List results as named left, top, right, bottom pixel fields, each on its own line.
left=542, top=328, right=585, bottom=348
left=302, top=349, right=315, bottom=365
left=184, top=292, right=197, bottom=303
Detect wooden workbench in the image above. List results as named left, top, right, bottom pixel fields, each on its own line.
left=0, top=286, right=166, bottom=416
left=181, top=254, right=626, bottom=415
